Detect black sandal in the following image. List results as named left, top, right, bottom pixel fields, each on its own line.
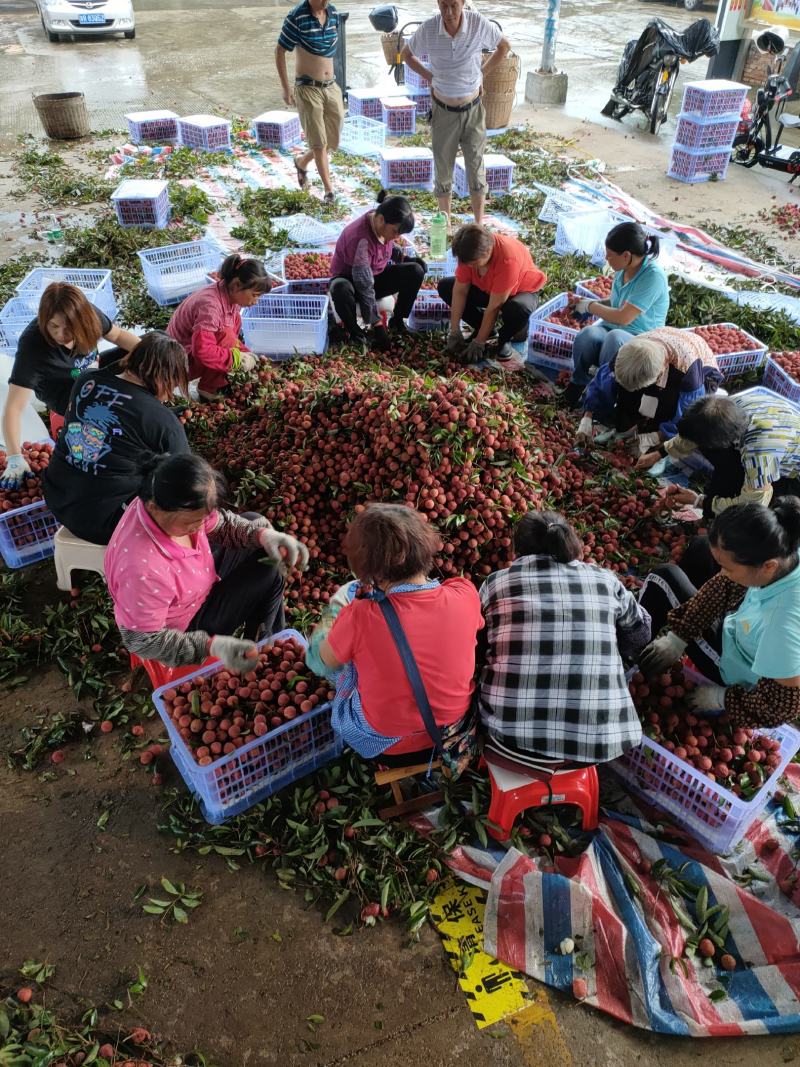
left=294, top=160, right=308, bottom=190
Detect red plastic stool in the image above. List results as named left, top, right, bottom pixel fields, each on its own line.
left=483, top=748, right=600, bottom=841
left=129, top=653, right=214, bottom=690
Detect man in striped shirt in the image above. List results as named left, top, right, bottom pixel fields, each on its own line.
left=275, top=0, right=344, bottom=204
left=402, top=0, right=510, bottom=226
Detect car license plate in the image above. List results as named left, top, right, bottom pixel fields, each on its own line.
left=79, top=13, right=106, bottom=24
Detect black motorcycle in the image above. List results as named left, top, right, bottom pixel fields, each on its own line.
left=602, top=17, right=720, bottom=134
left=730, top=29, right=800, bottom=183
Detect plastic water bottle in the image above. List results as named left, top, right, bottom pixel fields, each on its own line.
left=430, top=211, right=447, bottom=259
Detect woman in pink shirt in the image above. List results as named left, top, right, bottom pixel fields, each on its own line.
left=167, top=255, right=270, bottom=400
left=105, top=454, right=309, bottom=672
left=308, top=504, right=483, bottom=772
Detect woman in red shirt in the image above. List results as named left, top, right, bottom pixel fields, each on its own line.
left=167, top=254, right=270, bottom=400
left=439, top=224, right=547, bottom=366
left=310, top=504, right=484, bottom=772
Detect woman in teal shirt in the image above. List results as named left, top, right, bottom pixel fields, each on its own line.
left=563, top=222, right=670, bottom=408
left=638, top=498, right=800, bottom=729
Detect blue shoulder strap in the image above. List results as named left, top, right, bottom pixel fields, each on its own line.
left=377, top=598, right=444, bottom=755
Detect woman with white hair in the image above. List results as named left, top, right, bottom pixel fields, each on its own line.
left=576, top=325, right=721, bottom=452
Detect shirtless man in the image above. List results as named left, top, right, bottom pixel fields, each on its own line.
left=402, top=0, right=510, bottom=226
left=275, top=0, right=343, bottom=204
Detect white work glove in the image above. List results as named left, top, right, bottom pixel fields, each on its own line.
left=637, top=431, right=662, bottom=455
left=238, top=351, right=257, bottom=373
left=259, top=527, right=310, bottom=571
left=576, top=415, right=593, bottom=446
left=573, top=298, right=592, bottom=316
left=686, top=684, right=727, bottom=717
left=209, top=635, right=259, bottom=672
left=445, top=330, right=465, bottom=354
left=0, top=454, right=31, bottom=488
left=639, top=631, right=688, bottom=675
left=462, top=339, right=485, bottom=364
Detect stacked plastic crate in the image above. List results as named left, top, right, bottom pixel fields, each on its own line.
left=668, top=80, right=748, bottom=184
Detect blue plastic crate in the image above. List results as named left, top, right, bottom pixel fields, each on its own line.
left=681, top=323, right=767, bottom=378
left=0, top=499, right=59, bottom=569
left=15, top=268, right=117, bottom=321
left=241, top=292, right=328, bottom=358
left=379, top=147, right=434, bottom=190
left=339, top=115, right=386, bottom=156
left=270, top=278, right=330, bottom=296
left=125, top=109, right=180, bottom=144
left=409, top=289, right=449, bottom=330
left=381, top=97, right=417, bottom=136
left=178, top=114, right=232, bottom=151
left=0, top=294, right=40, bottom=352
left=276, top=247, right=334, bottom=284
left=453, top=153, right=515, bottom=197
left=111, top=179, right=171, bottom=229
left=408, top=90, right=431, bottom=117
left=681, top=80, right=748, bottom=121
left=347, top=89, right=384, bottom=121
left=137, top=241, right=223, bottom=306
left=152, top=630, right=342, bottom=823
left=253, top=110, right=302, bottom=149
left=403, top=57, right=429, bottom=92
left=763, top=355, right=800, bottom=410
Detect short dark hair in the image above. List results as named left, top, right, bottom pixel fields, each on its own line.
left=605, top=221, right=660, bottom=259
left=710, top=497, right=800, bottom=566
left=343, top=503, right=440, bottom=584
left=119, top=331, right=190, bottom=398
left=514, top=510, right=583, bottom=564
left=676, top=395, right=748, bottom=450
left=141, top=453, right=226, bottom=513
left=375, top=190, right=415, bottom=235
left=219, top=254, right=271, bottom=294
left=451, top=224, right=494, bottom=265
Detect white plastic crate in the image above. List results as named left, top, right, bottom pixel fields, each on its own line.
left=276, top=247, right=335, bottom=284
left=403, top=56, right=429, bottom=92
left=125, top=109, right=179, bottom=145
left=575, top=276, right=613, bottom=301
left=348, top=89, right=384, bottom=121
left=137, top=241, right=224, bottom=306
left=253, top=110, right=302, bottom=149
left=178, top=114, right=232, bottom=151
left=379, top=147, right=434, bottom=190
left=554, top=208, right=627, bottom=267
left=408, top=90, right=431, bottom=117
left=241, top=293, right=328, bottom=358
left=409, top=290, right=449, bottom=330
left=674, top=112, right=739, bottom=151
left=111, top=179, right=171, bottom=229
left=15, top=268, right=117, bottom=321
left=528, top=292, right=596, bottom=366
left=0, top=295, right=40, bottom=352
left=453, top=153, right=515, bottom=197
left=537, top=186, right=587, bottom=224
left=339, top=115, right=386, bottom=156
left=270, top=278, right=330, bottom=296
left=424, top=250, right=457, bottom=280
left=763, top=356, right=800, bottom=409
left=381, top=97, right=417, bottom=136
left=681, top=80, right=748, bottom=120
left=668, top=144, right=730, bottom=184
left=682, top=324, right=767, bottom=377
left=279, top=214, right=342, bottom=246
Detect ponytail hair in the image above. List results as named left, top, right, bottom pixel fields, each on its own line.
left=605, top=221, right=660, bottom=260
left=219, top=254, right=271, bottom=294
left=513, top=510, right=583, bottom=564
left=375, top=189, right=415, bottom=235
left=140, top=453, right=227, bottom=513
left=709, top=497, right=800, bottom=566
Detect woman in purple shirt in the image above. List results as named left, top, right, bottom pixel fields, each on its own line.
left=329, top=192, right=426, bottom=352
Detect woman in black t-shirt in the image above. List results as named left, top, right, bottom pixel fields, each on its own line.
left=43, top=332, right=191, bottom=545
left=1, top=282, right=139, bottom=486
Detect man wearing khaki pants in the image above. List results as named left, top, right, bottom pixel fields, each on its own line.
left=275, top=0, right=344, bottom=204
left=402, top=0, right=510, bottom=226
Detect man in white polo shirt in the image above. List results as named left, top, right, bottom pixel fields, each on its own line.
left=402, top=0, right=510, bottom=226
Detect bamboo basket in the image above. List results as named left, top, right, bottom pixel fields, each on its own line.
left=33, top=92, right=90, bottom=139
left=381, top=31, right=403, bottom=67
left=482, top=52, right=520, bottom=130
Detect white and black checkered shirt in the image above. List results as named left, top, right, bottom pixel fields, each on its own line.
left=478, top=555, right=650, bottom=764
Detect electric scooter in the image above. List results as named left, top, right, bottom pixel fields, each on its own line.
left=730, top=29, right=800, bottom=183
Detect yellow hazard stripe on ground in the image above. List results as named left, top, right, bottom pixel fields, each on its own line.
left=430, top=879, right=530, bottom=1029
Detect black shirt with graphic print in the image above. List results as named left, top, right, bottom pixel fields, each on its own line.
left=8, top=306, right=113, bottom=416
left=43, top=368, right=189, bottom=545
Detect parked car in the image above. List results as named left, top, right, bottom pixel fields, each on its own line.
left=37, top=0, right=136, bottom=42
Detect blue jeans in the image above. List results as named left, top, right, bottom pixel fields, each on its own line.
left=571, top=326, right=633, bottom=386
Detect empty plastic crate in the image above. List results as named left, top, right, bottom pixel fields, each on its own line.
left=15, top=268, right=117, bottom=321
left=408, top=90, right=431, bottom=117
left=763, top=356, right=800, bottom=408
left=381, top=97, right=417, bottom=136
left=241, top=293, right=328, bottom=358
left=125, top=109, right=180, bottom=144
left=554, top=208, right=628, bottom=267
left=339, top=115, right=386, bottom=156
left=409, top=290, right=449, bottom=330
left=111, top=179, right=171, bottom=229
left=276, top=248, right=334, bottom=283
left=348, top=88, right=384, bottom=121
left=403, top=56, right=429, bottom=92
left=0, top=500, right=60, bottom=569
left=614, top=722, right=800, bottom=854
left=152, top=630, right=343, bottom=823
left=668, top=144, right=730, bottom=184
left=681, top=80, right=748, bottom=120
left=453, top=153, right=515, bottom=197
left=683, top=323, right=767, bottom=377
left=178, top=114, right=232, bottom=151
left=137, top=241, right=224, bottom=306
left=0, top=294, right=40, bottom=351
left=253, top=110, right=302, bottom=149
left=379, top=147, right=434, bottom=190
left=674, top=111, right=739, bottom=151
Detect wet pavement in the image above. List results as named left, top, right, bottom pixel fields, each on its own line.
left=0, top=0, right=707, bottom=141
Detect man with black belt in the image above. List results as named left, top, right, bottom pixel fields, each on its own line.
left=275, top=0, right=344, bottom=204
left=401, top=0, right=510, bottom=226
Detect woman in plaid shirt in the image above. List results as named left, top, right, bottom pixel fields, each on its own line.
left=478, top=510, right=651, bottom=765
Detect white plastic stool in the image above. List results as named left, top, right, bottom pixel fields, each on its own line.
left=54, top=526, right=108, bottom=591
